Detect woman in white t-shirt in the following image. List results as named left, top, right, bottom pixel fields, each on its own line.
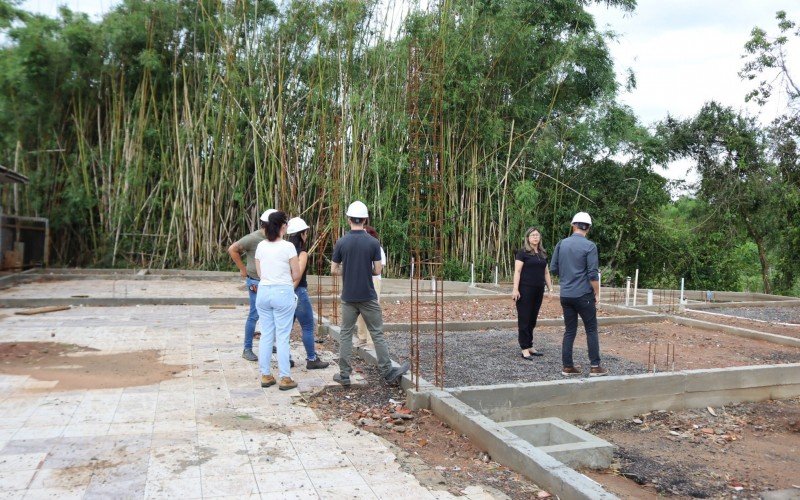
left=254, top=211, right=300, bottom=391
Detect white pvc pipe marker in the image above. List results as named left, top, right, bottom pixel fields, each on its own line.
left=625, top=277, right=631, bottom=306
left=632, top=269, right=639, bottom=306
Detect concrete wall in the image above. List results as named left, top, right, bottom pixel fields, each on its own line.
left=450, top=364, right=800, bottom=423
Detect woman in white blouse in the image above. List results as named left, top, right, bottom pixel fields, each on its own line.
left=255, top=211, right=300, bottom=391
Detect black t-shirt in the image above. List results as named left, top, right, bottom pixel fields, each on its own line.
left=515, top=249, right=547, bottom=287
left=332, top=230, right=382, bottom=302
left=292, top=240, right=308, bottom=289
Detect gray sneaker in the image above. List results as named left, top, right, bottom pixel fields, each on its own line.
left=384, top=361, right=410, bottom=385
left=306, top=358, right=330, bottom=370
left=242, top=348, right=258, bottom=362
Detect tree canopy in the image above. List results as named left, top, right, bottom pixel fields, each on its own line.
left=0, top=1, right=797, bottom=296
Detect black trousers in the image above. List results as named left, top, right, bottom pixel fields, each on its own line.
left=516, top=284, right=545, bottom=349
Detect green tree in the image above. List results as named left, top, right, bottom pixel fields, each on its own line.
left=658, top=102, right=781, bottom=293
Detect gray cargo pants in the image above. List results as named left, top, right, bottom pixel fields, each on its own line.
left=338, top=300, right=393, bottom=379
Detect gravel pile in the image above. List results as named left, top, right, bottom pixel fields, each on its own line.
left=383, top=328, right=647, bottom=388
left=712, top=306, right=800, bottom=325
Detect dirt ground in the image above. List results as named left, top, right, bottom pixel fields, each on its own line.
left=0, top=341, right=188, bottom=391
left=381, top=321, right=800, bottom=387
left=582, top=398, right=800, bottom=499
left=316, top=296, right=623, bottom=325
left=684, top=309, right=800, bottom=339
left=306, top=356, right=547, bottom=500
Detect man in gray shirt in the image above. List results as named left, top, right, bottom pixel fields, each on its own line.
left=331, top=201, right=409, bottom=387
left=550, top=212, right=608, bottom=377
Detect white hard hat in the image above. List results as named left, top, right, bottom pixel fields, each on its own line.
left=345, top=201, right=369, bottom=218
left=259, top=209, right=277, bottom=222
left=571, top=212, right=592, bottom=226
left=286, top=217, right=310, bottom=235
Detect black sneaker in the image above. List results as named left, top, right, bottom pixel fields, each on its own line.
left=384, top=361, right=410, bottom=385
left=242, top=348, right=258, bottom=362
left=333, top=373, right=351, bottom=386
left=306, top=358, right=330, bottom=370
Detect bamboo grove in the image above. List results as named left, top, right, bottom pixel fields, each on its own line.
left=2, top=0, right=798, bottom=294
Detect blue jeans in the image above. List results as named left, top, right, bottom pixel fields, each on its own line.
left=244, top=277, right=260, bottom=350
left=561, top=292, right=601, bottom=367
left=294, top=287, right=317, bottom=361
left=256, top=284, right=296, bottom=378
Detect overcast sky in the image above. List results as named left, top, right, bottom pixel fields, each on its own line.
left=19, top=0, right=800, bottom=184
left=586, top=1, right=799, bottom=184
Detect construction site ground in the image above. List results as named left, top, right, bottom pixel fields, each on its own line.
left=581, top=397, right=800, bottom=499
left=304, top=355, right=544, bottom=500
left=0, top=286, right=511, bottom=499
left=382, top=321, right=800, bottom=387
left=319, top=296, right=625, bottom=324
left=2, top=275, right=799, bottom=499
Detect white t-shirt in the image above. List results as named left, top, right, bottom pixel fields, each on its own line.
left=375, top=247, right=387, bottom=280
left=254, top=239, right=297, bottom=286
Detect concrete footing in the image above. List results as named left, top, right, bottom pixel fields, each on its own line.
left=450, top=364, right=800, bottom=423
left=500, top=417, right=614, bottom=469
left=429, top=390, right=618, bottom=499
left=669, top=315, right=800, bottom=348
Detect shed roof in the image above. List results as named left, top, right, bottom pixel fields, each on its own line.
left=0, top=165, right=29, bottom=184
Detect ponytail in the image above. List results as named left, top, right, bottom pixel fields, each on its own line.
left=263, top=211, right=288, bottom=241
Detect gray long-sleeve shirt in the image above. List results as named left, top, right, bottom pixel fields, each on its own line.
left=550, top=233, right=599, bottom=298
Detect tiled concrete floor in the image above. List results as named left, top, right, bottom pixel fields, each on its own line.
left=0, top=296, right=498, bottom=499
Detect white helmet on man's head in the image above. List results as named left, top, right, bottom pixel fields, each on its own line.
left=571, top=212, right=592, bottom=226
left=345, top=201, right=369, bottom=218
left=286, top=217, right=310, bottom=235
left=260, top=209, right=277, bottom=222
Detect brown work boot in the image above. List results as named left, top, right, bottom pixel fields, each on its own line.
left=260, top=374, right=276, bottom=387
left=589, top=366, right=609, bottom=377
left=279, top=377, right=298, bottom=391
left=561, top=365, right=582, bottom=377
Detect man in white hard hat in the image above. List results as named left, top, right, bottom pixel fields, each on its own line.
left=550, top=212, right=608, bottom=377
left=228, top=209, right=280, bottom=362
left=330, top=201, right=410, bottom=386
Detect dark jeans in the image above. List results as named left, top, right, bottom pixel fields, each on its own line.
left=516, top=284, right=544, bottom=350
left=561, top=292, right=601, bottom=367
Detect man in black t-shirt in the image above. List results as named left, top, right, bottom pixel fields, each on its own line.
left=331, top=201, right=410, bottom=386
